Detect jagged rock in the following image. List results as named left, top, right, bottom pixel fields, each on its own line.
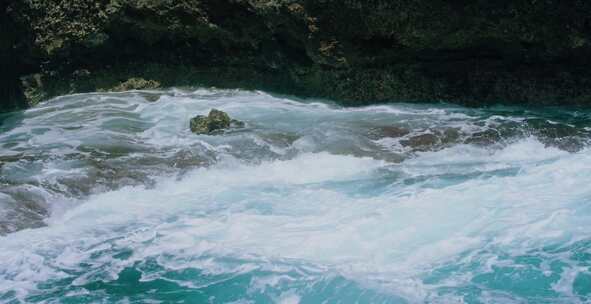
left=113, top=78, right=160, bottom=92
left=189, top=115, right=210, bottom=134
left=6, top=0, right=591, bottom=111
left=190, top=109, right=243, bottom=134
left=207, top=109, right=231, bottom=131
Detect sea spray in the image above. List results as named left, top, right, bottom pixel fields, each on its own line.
left=1, top=89, right=591, bottom=303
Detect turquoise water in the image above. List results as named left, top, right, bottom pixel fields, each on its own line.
left=1, top=89, right=591, bottom=303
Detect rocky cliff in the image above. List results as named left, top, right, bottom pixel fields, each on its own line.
left=3, top=0, right=591, bottom=112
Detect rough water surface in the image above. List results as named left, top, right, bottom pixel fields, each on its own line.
left=1, top=89, right=591, bottom=303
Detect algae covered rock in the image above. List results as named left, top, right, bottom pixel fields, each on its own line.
left=207, top=109, right=232, bottom=131
left=190, top=109, right=243, bottom=135
left=189, top=115, right=210, bottom=134
left=113, top=78, right=160, bottom=92
left=7, top=0, right=591, bottom=110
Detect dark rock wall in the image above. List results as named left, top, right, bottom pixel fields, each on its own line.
left=3, top=0, right=591, bottom=111
left=1, top=2, right=27, bottom=112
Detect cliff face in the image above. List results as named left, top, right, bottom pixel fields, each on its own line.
left=1, top=1, right=27, bottom=112
left=3, top=0, right=591, bottom=111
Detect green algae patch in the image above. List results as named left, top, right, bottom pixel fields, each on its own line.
left=112, top=78, right=161, bottom=92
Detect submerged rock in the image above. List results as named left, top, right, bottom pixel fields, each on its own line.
left=367, top=126, right=410, bottom=140
left=395, top=128, right=462, bottom=152
left=190, top=109, right=243, bottom=134
left=400, top=133, right=440, bottom=151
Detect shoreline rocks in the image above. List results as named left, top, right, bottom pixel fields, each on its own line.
left=112, top=78, right=161, bottom=92
left=5, top=1, right=591, bottom=111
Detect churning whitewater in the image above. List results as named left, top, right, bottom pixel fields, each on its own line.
left=1, top=89, right=591, bottom=303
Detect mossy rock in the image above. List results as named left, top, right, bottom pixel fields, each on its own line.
left=112, top=78, right=161, bottom=92
left=190, top=109, right=242, bottom=135
left=189, top=115, right=210, bottom=134
left=7, top=0, right=591, bottom=110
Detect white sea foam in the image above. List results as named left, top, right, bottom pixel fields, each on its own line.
left=1, top=89, right=591, bottom=303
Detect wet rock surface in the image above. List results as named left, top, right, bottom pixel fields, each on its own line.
left=368, top=110, right=591, bottom=154
left=190, top=109, right=244, bottom=135
left=112, top=78, right=161, bottom=92
left=367, top=126, right=410, bottom=140
left=5, top=1, right=591, bottom=110
left=2, top=90, right=591, bottom=235
left=400, top=134, right=440, bottom=152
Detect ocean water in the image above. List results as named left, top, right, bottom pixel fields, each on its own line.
left=0, top=89, right=590, bottom=303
